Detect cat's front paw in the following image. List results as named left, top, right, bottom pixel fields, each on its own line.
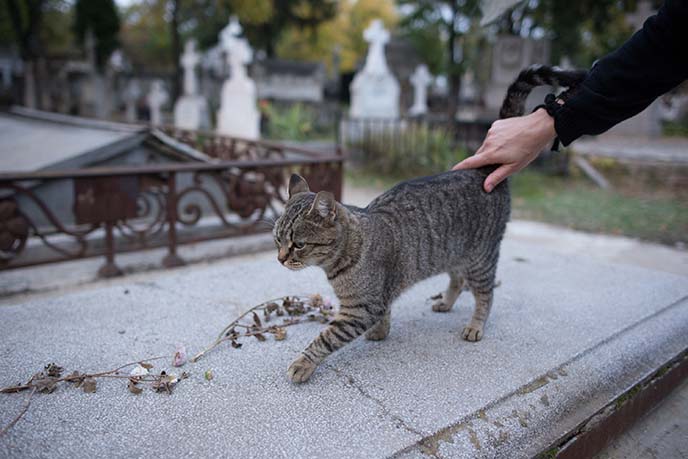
left=287, top=354, right=317, bottom=383
left=461, top=324, right=483, bottom=342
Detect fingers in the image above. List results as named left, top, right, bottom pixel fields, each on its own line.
left=484, top=164, right=515, bottom=192
left=452, top=152, right=493, bottom=171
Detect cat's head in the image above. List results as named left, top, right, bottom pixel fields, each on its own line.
left=273, top=174, right=341, bottom=270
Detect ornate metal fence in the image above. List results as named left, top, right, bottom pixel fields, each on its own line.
left=0, top=145, right=342, bottom=277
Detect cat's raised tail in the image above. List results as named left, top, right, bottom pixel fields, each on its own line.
left=499, top=65, right=587, bottom=119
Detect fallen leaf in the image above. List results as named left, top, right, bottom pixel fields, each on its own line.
left=254, top=333, right=266, bottom=342
left=139, top=362, right=154, bottom=370
left=82, top=377, right=97, bottom=393
left=252, top=312, right=262, bottom=328
left=310, top=293, right=324, bottom=308
left=66, top=371, right=85, bottom=388
left=44, top=363, right=63, bottom=378
left=273, top=328, right=286, bottom=341
left=33, top=376, right=58, bottom=393
left=231, top=340, right=242, bottom=349
left=204, top=370, right=213, bottom=381
left=127, top=379, right=143, bottom=395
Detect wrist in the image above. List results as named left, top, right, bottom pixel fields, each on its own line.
left=532, top=108, right=557, bottom=141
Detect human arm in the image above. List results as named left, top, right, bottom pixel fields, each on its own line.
left=453, top=0, right=688, bottom=192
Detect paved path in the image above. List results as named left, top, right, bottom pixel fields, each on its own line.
left=571, top=134, right=688, bottom=165
left=1, top=233, right=687, bottom=458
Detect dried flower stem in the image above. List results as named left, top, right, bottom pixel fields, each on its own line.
left=0, top=355, right=171, bottom=394
left=0, top=388, right=35, bottom=437
left=191, top=294, right=333, bottom=363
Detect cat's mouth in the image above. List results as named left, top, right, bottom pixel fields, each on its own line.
left=284, top=261, right=306, bottom=270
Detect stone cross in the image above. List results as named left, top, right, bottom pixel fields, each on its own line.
left=227, top=38, right=252, bottom=78
left=147, top=80, right=168, bottom=126
left=220, top=16, right=242, bottom=47
left=220, top=16, right=251, bottom=78
left=123, top=79, right=141, bottom=123
left=409, top=64, right=432, bottom=116
left=362, top=19, right=390, bottom=74
left=215, top=17, right=259, bottom=139
left=180, top=40, right=200, bottom=96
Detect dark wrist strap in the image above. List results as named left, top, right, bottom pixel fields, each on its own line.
left=533, top=93, right=561, bottom=151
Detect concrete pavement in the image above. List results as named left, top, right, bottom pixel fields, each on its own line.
left=1, top=231, right=687, bottom=458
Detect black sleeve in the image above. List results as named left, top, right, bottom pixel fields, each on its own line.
left=554, top=0, right=688, bottom=146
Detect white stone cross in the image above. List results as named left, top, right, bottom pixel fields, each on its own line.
left=123, top=79, right=141, bottom=123
left=215, top=16, right=259, bottom=139
left=409, top=64, right=432, bottom=116
left=147, top=80, right=168, bottom=126
left=220, top=16, right=242, bottom=48
left=362, top=19, right=390, bottom=75
left=180, top=40, right=200, bottom=96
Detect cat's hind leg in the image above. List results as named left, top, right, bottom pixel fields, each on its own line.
left=462, top=260, right=497, bottom=342
left=365, top=308, right=391, bottom=341
left=432, top=271, right=464, bottom=312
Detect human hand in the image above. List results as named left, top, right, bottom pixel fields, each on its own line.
left=452, top=108, right=557, bottom=192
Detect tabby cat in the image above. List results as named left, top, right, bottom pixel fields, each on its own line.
left=274, top=65, right=586, bottom=383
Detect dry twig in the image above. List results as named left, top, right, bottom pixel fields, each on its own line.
left=191, top=294, right=333, bottom=362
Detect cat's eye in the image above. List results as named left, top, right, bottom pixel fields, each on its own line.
left=293, top=241, right=306, bottom=249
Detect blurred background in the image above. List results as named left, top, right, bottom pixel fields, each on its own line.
left=0, top=0, right=686, bottom=277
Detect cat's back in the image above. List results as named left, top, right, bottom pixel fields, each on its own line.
left=366, top=167, right=509, bottom=215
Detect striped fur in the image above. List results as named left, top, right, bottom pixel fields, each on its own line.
left=499, top=64, right=587, bottom=119
left=276, top=65, right=586, bottom=383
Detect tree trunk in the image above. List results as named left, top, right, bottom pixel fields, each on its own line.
left=170, top=0, right=182, bottom=101
left=6, top=0, right=46, bottom=109
left=446, top=1, right=460, bottom=120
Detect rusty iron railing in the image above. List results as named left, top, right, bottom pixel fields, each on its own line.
left=0, top=150, right=343, bottom=277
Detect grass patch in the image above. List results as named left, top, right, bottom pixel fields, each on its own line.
left=511, top=171, right=688, bottom=246
left=345, top=168, right=688, bottom=246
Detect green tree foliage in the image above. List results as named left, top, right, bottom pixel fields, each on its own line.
left=240, top=0, right=338, bottom=57
left=73, top=0, right=120, bottom=69
left=276, top=0, right=398, bottom=73
left=497, top=0, right=647, bottom=67
left=0, top=0, right=72, bottom=59
left=397, top=0, right=482, bottom=116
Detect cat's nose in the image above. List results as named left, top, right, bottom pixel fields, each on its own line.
left=277, top=248, right=289, bottom=263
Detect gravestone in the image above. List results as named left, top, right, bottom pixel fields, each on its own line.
left=349, top=19, right=400, bottom=119
left=79, top=30, right=108, bottom=119
left=173, top=40, right=209, bottom=130
left=216, top=18, right=260, bottom=139
left=408, top=64, right=432, bottom=116
left=484, top=35, right=550, bottom=114
left=147, top=80, right=168, bottom=126
left=123, top=79, right=141, bottom=123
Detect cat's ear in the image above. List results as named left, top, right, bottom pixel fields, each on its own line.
left=288, top=174, right=310, bottom=198
left=309, top=191, right=336, bottom=221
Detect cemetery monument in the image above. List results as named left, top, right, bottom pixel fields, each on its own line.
left=173, top=40, right=209, bottom=131
left=408, top=64, right=432, bottom=116
left=349, top=19, right=400, bottom=119
left=147, top=80, right=168, bottom=126
left=216, top=18, right=260, bottom=140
